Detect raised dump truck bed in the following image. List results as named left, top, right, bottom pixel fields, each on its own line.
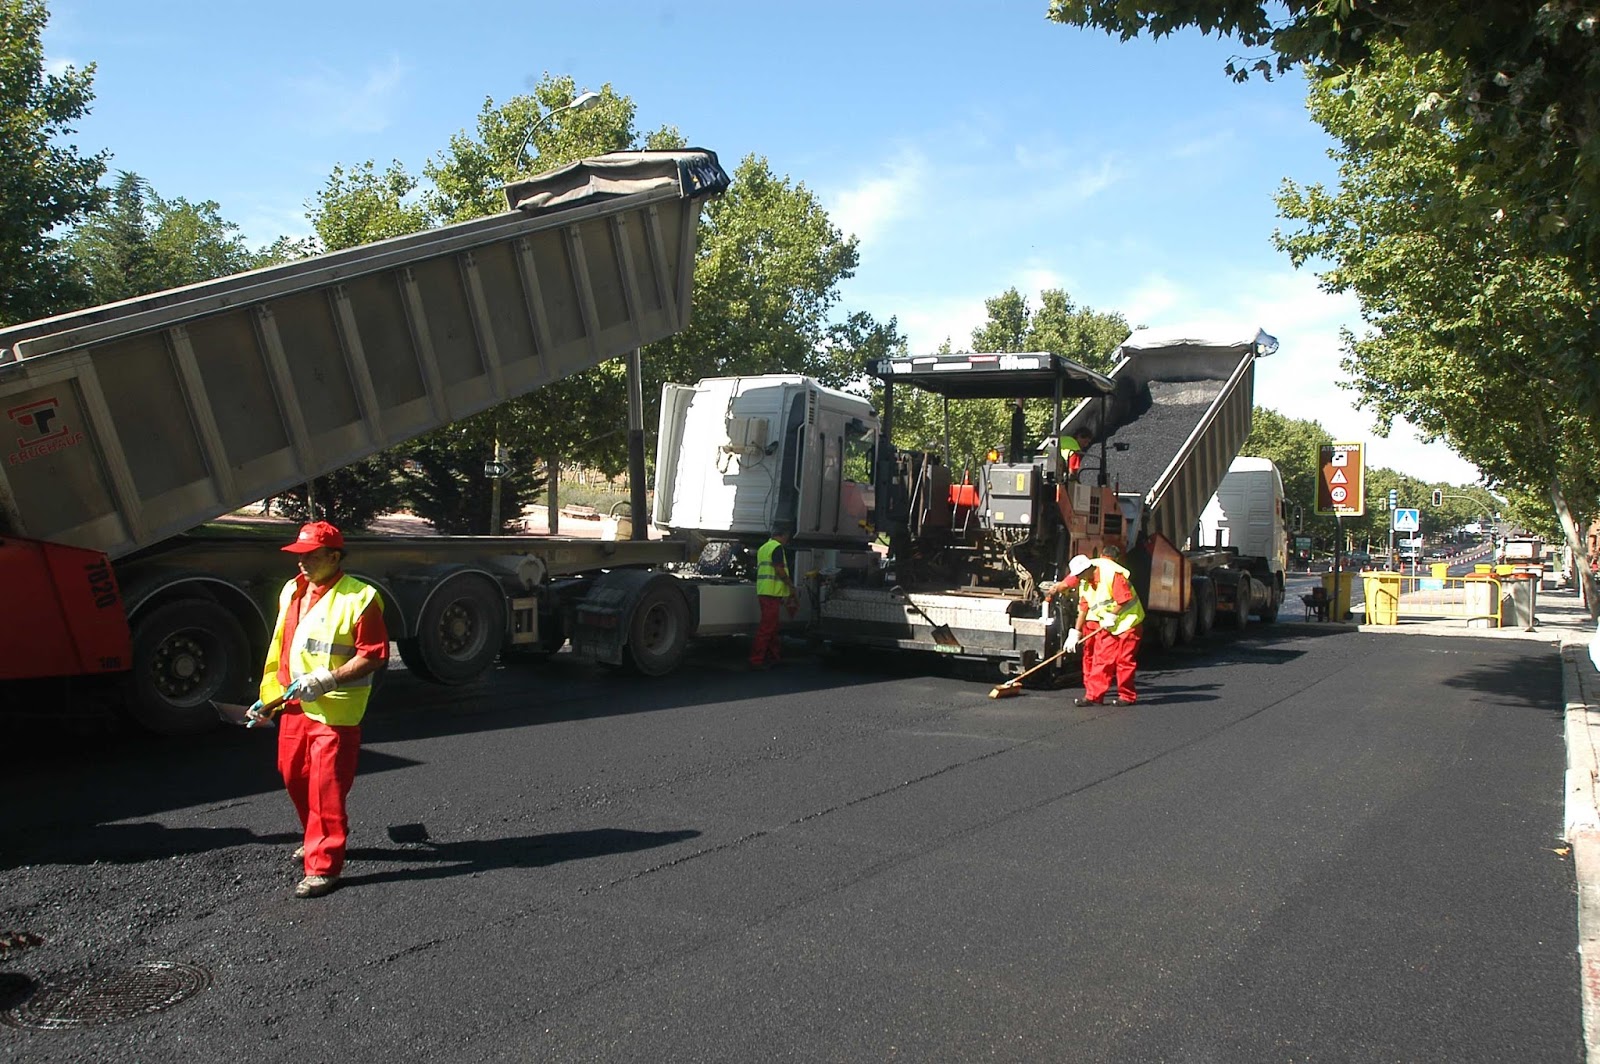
left=0, top=150, right=729, bottom=561
left=1062, top=328, right=1274, bottom=549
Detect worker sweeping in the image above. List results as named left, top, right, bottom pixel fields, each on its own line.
left=1047, top=552, right=1145, bottom=707
left=247, top=521, right=389, bottom=899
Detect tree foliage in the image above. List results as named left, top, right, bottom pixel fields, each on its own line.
left=0, top=0, right=106, bottom=324
left=1046, top=0, right=1600, bottom=257
left=1273, top=42, right=1600, bottom=593
left=890, top=287, right=1128, bottom=472
left=301, top=73, right=891, bottom=531
left=62, top=171, right=266, bottom=305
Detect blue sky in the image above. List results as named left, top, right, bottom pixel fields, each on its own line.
left=41, top=0, right=1481, bottom=486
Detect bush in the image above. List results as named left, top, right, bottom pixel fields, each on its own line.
left=275, top=456, right=405, bottom=530
left=398, top=432, right=547, bottom=534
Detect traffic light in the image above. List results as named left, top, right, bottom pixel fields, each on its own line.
left=1387, top=488, right=1397, bottom=512
left=1431, top=488, right=1442, bottom=506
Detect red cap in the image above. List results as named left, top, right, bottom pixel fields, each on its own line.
left=282, top=520, right=344, bottom=553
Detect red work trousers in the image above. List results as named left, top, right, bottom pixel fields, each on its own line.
left=1078, top=620, right=1102, bottom=691
left=277, top=707, right=362, bottom=877
left=750, top=596, right=784, bottom=666
left=1083, top=624, right=1141, bottom=704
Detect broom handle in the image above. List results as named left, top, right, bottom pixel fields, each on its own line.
left=1004, top=627, right=1104, bottom=687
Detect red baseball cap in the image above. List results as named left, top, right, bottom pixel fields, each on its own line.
left=282, top=520, right=345, bottom=553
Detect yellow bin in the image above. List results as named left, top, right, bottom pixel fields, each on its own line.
left=1474, top=563, right=1492, bottom=574
left=1321, top=570, right=1356, bottom=622
left=1431, top=562, right=1449, bottom=580
left=1362, top=572, right=1401, bottom=625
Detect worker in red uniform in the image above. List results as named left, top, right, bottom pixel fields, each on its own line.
left=248, top=521, right=388, bottom=899
left=749, top=522, right=797, bottom=669
left=1059, top=551, right=1144, bottom=706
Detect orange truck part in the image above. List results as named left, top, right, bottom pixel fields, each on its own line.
left=0, top=536, right=131, bottom=680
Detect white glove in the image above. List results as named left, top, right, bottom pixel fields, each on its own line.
left=288, top=667, right=338, bottom=702
left=1064, top=628, right=1081, bottom=653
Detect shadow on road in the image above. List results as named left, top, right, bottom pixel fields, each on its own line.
left=338, top=825, right=702, bottom=888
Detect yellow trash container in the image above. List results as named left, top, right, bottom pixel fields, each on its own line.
left=1321, top=570, right=1356, bottom=622
left=1430, top=562, right=1449, bottom=581
left=1473, top=563, right=1492, bottom=574
left=1362, top=571, right=1401, bottom=625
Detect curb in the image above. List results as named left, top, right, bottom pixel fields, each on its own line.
left=1561, top=628, right=1600, bottom=1059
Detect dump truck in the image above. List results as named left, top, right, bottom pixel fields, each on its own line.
left=1, top=150, right=731, bottom=733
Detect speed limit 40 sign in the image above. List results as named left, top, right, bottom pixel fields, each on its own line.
left=1315, top=442, right=1365, bottom=517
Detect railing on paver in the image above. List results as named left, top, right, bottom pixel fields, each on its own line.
left=1365, top=572, right=1503, bottom=627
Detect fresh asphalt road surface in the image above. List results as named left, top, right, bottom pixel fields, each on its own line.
left=0, top=623, right=1581, bottom=1062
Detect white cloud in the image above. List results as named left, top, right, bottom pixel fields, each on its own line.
left=285, top=55, right=408, bottom=136
left=825, top=150, right=926, bottom=245
left=44, top=56, right=75, bottom=77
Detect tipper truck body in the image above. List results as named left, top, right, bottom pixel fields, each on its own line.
left=0, top=150, right=731, bottom=732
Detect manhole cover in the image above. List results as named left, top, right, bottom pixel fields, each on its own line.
left=1, top=960, right=211, bottom=1029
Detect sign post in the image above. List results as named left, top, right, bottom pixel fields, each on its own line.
left=1316, top=442, right=1366, bottom=620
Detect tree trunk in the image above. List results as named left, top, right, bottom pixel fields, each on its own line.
left=1551, top=478, right=1597, bottom=619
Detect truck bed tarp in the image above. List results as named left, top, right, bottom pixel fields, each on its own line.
left=1116, top=326, right=1279, bottom=358
left=867, top=352, right=1116, bottom=400
left=504, top=149, right=730, bottom=211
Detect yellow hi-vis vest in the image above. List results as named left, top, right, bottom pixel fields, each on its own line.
left=1081, top=558, right=1145, bottom=635
left=756, top=539, right=789, bottom=598
left=260, top=574, right=381, bottom=726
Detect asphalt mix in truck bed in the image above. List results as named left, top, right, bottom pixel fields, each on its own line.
left=1092, top=379, right=1226, bottom=496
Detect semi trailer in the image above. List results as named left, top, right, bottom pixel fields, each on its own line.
left=1, top=150, right=732, bottom=733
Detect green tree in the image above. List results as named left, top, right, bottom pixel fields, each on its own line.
left=310, top=160, right=431, bottom=250
left=1273, top=42, right=1600, bottom=604
left=62, top=171, right=266, bottom=304
left=890, top=287, right=1129, bottom=472
left=1046, top=0, right=1600, bottom=257
left=0, top=0, right=106, bottom=324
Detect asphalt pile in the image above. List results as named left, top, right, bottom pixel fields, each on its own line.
left=1091, top=379, right=1226, bottom=495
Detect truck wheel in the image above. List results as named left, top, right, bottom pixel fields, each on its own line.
left=1231, top=575, right=1252, bottom=630
left=1196, top=580, right=1217, bottom=636
left=413, top=576, right=506, bottom=685
left=1148, top=615, right=1179, bottom=650
left=1258, top=579, right=1281, bottom=623
left=623, top=581, right=690, bottom=676
left=396, top=638, right=437, bottom=683
left=1178, top=592, right=1199, bottom=643
left=127, top=599, right=252, bottom=736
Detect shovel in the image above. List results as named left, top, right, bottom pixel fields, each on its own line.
left=891, top=586, right=962, bottom=650
left=212, top=693, right=287, bottom=729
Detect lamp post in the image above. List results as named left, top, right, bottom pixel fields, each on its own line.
left=516, top=90, right=602, bottom=169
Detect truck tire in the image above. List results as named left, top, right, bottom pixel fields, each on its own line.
left=1231, top=575, right=1252, bottom=630
left=396, top=638, right=437, bottom=683
left=1148, top=614, right=1179, bottom=650
left=1178, top=592, right=1199, bottom=643
left=412, top=575, right=506, bottom=685
left=623, top=581, right=691, bottom=676
left=1195, top=579, right=1217, bottom=636
left=126, top=599, right=253, bottom=736
left=1258, top=578, right=1281, bottom=623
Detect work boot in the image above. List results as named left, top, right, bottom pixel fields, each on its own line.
left=1073, top=697, right=1103, bottom=707
left=294, top=875, right=338, bottom=899
left=292, top=845, right=305, bottom=861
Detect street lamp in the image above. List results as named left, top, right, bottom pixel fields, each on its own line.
left=516, top=90, right=602, bottom=168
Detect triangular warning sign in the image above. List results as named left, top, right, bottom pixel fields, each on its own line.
left=1330, top=469, right=1348, bottom=485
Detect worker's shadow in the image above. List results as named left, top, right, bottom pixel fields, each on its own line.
left=1134, top=681, right=1223, bottom=705
left=339, top=824, right=700, bottom=887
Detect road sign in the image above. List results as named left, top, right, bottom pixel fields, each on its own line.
left=1315, top=442, right=1365, bottom=516
left=1393, top=507, right=1420, bottom=532
left=483, top=461, right=508, bottom=478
